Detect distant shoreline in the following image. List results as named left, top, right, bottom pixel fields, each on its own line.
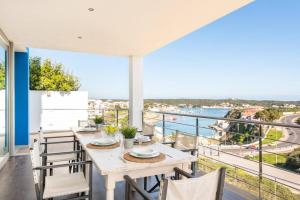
left=96, top=98, right=300, bottom=107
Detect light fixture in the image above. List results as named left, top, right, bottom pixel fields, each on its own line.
left=77, top=36, right=82, bottom=39
left=88, top=8, right=95, bottom=12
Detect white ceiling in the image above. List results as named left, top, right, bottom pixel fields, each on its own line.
left=0, top=0, right=253, bottom=56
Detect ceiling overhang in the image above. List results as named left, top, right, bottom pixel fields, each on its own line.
left=0, top=0, right=253, bottom=56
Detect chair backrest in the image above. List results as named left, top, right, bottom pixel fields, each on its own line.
left=30, top=140, right=41, bottom=186
left=159, top=168, right=226, bottom=200
left=78, top=120, right=89, bottom=128
left=174, top=131, right=198, bottom=151
left=143, top=122, right=155, bottom=137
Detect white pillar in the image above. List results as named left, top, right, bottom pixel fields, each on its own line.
left=128, top=56, right=143, bottom=130
left=8, top=41, right=15, bottom=156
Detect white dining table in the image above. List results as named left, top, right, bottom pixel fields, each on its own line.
left=75, top=132, right=197, bottom=200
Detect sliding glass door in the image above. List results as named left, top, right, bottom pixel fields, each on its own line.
left=0, top=40, right=8, bottom=157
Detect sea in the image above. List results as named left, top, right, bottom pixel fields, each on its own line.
left=156, top=107, right=230, bottom=137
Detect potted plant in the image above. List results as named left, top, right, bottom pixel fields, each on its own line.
left=121, top=126, right=137, bottom=148
left=93, top=115, right=104, bottom=131
left=104, top=125, right=118, bottom=137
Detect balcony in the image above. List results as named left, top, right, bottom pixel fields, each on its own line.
left=1, top=1, right=299, bottom=200
left=1, top=108, right=299, bottom=199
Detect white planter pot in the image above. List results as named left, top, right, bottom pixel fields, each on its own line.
left=96, top=124, right=102, bottom=131
left=124, top=138, right=134, bottom=149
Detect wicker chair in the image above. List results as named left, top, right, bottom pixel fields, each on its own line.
left=30, top=140, right=93, bottom=200
left=125, top=167, right=226, bottom=200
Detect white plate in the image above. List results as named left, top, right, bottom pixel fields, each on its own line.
left=78, top=127, right=97, bottom=132
left=129, top=151, right=160, bottom=158
left=130, top=148, right=159, bottom=158
left=91, top=138, right=116, bottom=146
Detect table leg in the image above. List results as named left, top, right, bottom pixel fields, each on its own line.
left=182, top=163, right=190, bottom=179
left=105, top=175, right=116, bottom=200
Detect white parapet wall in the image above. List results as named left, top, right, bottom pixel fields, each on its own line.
left=30, top=91, right=88, bottom=133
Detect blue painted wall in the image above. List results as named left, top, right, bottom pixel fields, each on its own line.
left=14, top=51, right=29, bottom=145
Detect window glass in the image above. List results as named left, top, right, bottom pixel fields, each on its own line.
left=0, top=43, right=7, bottom=156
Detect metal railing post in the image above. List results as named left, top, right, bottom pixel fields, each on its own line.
left=142, top=111, right=144, bottom=128
left=196, top=117, right=199, bottom=136
left=162, top=114, right=165, bottom=142
left=127, top=109, right=129, bottom=125
left=259, top=125, right=263, bottom=200
left=274, top=177, right=277, bottom=200
left=102, top=109, right=105, bottom=122
left=116, top=109, right=119, bottom=127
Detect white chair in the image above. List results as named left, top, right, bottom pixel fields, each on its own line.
left=143, top=122, right=156, bottom=138
left=38, top=128, right=81, bottom=174
left=125, top=167, right=226, bottom=200
left=164, top=131, right=199, bottom=174
left=145, top=131, right=199, bottom=193
left=30, top=140, right=93, bottom=200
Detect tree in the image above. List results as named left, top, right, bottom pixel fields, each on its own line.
left=297, top=118, right=300, bottom=125
left=0, top=62, right=5, bottom=90
left=286, top=148, right=300, bottom=169
left=30, top=57, right=80, bottom=91
left=29, top=57, right=42, bottom=90
left=255, top=108, right=282, bottom=122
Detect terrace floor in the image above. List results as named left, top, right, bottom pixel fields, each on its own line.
left=0, top=133, right=258, bottom=200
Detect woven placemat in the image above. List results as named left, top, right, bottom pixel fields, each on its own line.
left=77, top=131, right=98, bottom=134
left=134, top=140, right=156, bottom=146
left=86, top=142, right=120, bottom=150
left=123, top=152, right=166, bottom=163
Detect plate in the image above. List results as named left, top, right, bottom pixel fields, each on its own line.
left=135, top=136, right=151, bottom=143
left=78, top=127, right=97, bottom=132
left=91, top=138, right=117, bottom=146
left=130, top=148, right=159, bottom=158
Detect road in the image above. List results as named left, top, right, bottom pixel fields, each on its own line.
left=222, top=114, right=300, bottom=155
left=201, top=147, right=300, bottom=191
left=279, top=114, right=300, bottom=146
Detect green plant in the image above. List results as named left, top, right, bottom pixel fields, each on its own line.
left=94, top=116, right=104, bottom=124
left=0, top=62, right=5, bottom=90
left=104, top=125, right=118, bottom=136
left=120, top=126, right=137, bottom=139
left=296, top=118, right=300, bottom=125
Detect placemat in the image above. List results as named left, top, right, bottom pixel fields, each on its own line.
left=77, top=131, right=98, bottom=134
left=134, top=140, right=156, bottom=146
left=86, top=142, right=120, bottom=150
left=123, top=152, right=166, bottom=163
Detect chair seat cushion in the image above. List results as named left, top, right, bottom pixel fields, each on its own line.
left=47, top=153, right=77, bottom=163
left=43, top=172, right=89, bottom=199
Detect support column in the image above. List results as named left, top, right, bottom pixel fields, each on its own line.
left=128, top=56, right=143, bottom=130
left=14, top=50, right=29, bottom=146
left=8, top=42, right=15, bottom=156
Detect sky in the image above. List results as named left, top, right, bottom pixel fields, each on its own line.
left=30, top=0, right=300, bottom=101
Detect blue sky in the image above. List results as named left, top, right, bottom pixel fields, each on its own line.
left=30, top=1, right=300, bottom=100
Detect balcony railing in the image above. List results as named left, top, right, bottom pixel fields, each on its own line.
left=35, top=108, right=300, bottom=199
left=143, top=110, right=300, bottom=200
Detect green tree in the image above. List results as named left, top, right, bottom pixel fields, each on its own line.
left=0, top=62, right=5, bottom=90
left=254, top=108, right=282, bottom=122
left=286, top=149, right=300, bottom=169
left=29, top=57, right=42, bottom=90
left=30, top=57, right=80, bottom=91
left=296, top=118, right=300, bottom=125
